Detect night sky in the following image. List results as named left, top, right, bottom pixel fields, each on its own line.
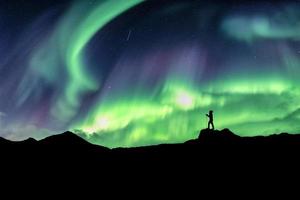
left=0, top=0, right=300, bottom=147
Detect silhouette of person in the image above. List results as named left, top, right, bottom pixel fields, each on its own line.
left=206, top=110, right=214, bottom=130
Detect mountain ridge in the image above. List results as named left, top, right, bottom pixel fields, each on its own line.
left=1, top=128, right=300, bottom=147
left=1, top=128, right=300, bottom=174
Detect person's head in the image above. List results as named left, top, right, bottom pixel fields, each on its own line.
left=209, top=110, right=213, bottom=114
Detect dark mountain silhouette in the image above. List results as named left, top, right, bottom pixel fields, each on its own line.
left=195, top=128, right=300, bottom=145
left=39, top=131, right=94, bottom=145
left=0, top=128, right=299, bottom=189
left=197, top=128, right=240, bottom=142
left=2, top=128, right=300, bottom=151
left=0, top=136, right=13, bottom=144
left=17, top=137, right=37, bottom=144
left=1, top=128, right=300, bottom=173
left=3, top=128, right=300, bottom=145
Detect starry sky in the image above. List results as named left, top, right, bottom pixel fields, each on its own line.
left=0, top=0, right=300, bottom=147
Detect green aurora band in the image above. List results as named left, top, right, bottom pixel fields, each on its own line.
left=73, top=2, right=300, bottom=147
left=5, top=1, right=300, bottom=147
left=63, top=0, right=143, bottom=119
left=30, top=0, right=143, bottom=122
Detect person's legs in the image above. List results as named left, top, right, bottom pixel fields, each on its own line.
left=208, top=121, right=214, bottom=129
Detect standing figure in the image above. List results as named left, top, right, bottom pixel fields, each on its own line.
left=206, top=110, right=214, bottom=130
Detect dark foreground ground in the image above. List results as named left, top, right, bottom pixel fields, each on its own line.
left=2, top=128, right=300, bottom=168
left=2, top=128, right=300, bottom=192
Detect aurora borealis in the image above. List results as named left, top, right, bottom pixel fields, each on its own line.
left=1, top=0, right=300, bottom=147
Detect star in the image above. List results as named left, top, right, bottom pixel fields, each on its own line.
left=126, top=30, right=132, bottom=41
